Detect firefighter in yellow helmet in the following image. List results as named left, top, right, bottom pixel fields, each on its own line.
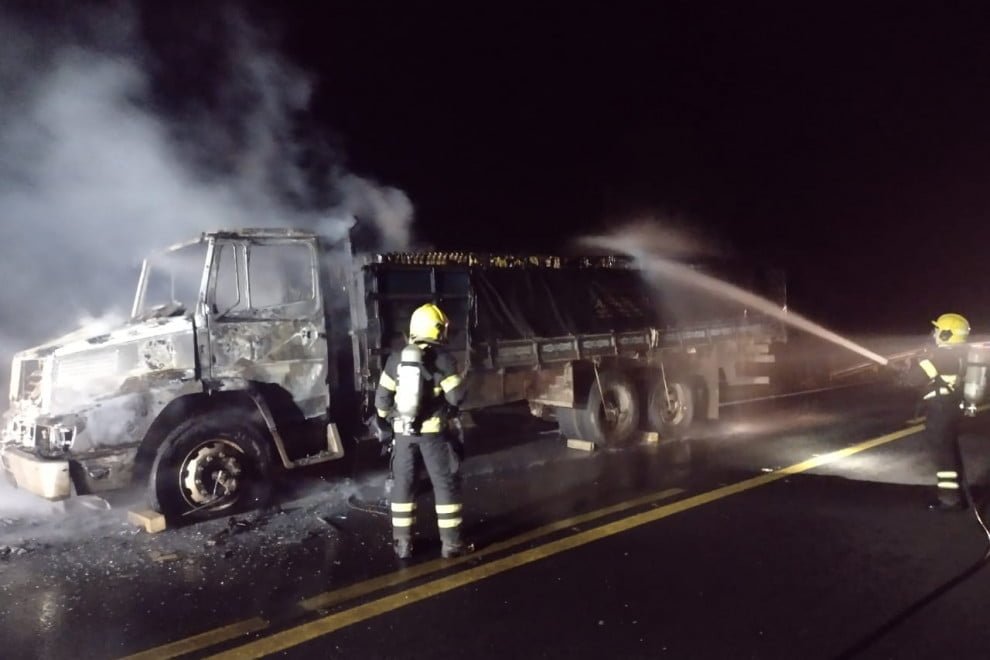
left=373, top=303, right=470, bottom=559
left=904, top=313, right=971, bottom=511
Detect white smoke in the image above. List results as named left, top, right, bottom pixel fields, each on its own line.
left=0, top=4, right=413, bottom=372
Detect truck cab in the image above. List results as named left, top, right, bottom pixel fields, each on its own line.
left=1, top=229, right=344, bottom=518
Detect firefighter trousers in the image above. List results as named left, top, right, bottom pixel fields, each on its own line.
left=925, top=397, right=965, bottom=506
left=389, top=433, right=463, bottom=545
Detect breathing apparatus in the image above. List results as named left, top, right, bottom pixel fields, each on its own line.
left=957, top=341, right=990, bottom=527
left=394, top=343, right=426, bottom=435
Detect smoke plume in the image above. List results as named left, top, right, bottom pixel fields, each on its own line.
left=0, top=3, right=413, bottom=374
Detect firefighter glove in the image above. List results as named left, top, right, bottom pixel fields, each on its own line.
left=373, top=415, right=394, bottom=447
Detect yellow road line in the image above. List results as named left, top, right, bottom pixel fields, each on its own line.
left=120, top=487, right=684, bottom=659
left=211, top=425, right=923, bottom=659
left=120, top=617, right=268, bottom=660
left=300, top=486, right=683, bottom=612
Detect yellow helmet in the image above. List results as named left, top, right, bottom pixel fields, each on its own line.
left=409, top=303, right=449, bottom=343
left=932, top=312, right=970, bottom=345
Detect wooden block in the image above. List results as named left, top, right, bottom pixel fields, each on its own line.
left=641, top=431, right=661, bottom=444
left=566, top=438, right=596, bottom=452
left=128, top=509, right=166, bottom=534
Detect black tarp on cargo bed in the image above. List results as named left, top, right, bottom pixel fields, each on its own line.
left=471, top=268, right=658, bottom=339
left=469, top=263, right=781, bottom=340
left=364, top=259, right=783, bottom=350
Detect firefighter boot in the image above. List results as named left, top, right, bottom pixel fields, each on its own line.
left=928, top=489, right=968, bottom=512
left=441, top=537, right=475, bottom=559
left=394, top=538, right=413, bottom=560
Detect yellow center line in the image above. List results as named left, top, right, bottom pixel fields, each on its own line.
left=300, top=486, right=684, bottom=612
left=120, top=487, right=685, bottom=659
left=120, top=618, right=268, bottom=660
left=209, top=424, right=924, bottom=659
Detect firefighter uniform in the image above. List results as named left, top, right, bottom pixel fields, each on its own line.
left=908, top=313, right=971, bottom=511
left=374, top=303, right=469, bottom=559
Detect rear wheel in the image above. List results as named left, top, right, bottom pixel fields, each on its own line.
left=557, top=370, right=641, bottom=446
left=148, top=411, right=273, bottom=522
left=648, top=379, right=695, bottom=439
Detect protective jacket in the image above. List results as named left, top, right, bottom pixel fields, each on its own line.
left=913, top=346, right=966, bottom=401
left=374, top=342, right=466, bottom=434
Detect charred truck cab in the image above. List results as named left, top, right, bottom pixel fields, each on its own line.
left=1, top=228, right=786, bottom=520
left=1, top=229, right=345, bottom=518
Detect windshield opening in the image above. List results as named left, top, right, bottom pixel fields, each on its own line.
left=134, top=242, right=208, bottom=320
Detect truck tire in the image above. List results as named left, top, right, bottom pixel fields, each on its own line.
left=148, top=411, right=273, bottom=522
left=648, top=379, right=694, bottom=439
left=560, top=370, right=641, bottom=446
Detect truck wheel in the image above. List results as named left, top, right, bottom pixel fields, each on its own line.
left=570, top=370, right=641, bottom=446
left=148, top=412, right=273, bottom=522
left=648, top=379, right=694, bottom=439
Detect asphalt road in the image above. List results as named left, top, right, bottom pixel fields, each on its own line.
left=2, top=383, right=990, bottom=659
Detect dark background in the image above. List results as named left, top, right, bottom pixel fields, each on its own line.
left=274, top=2, right=990, bottom=334
left=31, top=1, right=990, bottom=335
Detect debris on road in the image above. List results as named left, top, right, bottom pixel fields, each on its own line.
left=0, top=546, right=28, bottom=559
left=148, top=550, right=180, bottom=564
left=128, top=509, right=166, bottom=534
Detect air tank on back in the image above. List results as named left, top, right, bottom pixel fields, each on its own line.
left=963, top=342, right=990, bottom=416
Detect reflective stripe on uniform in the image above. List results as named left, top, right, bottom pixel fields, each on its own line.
left=918, top=359, right=938, bottom=378
left=440, top=374, right=463, bottom=392
left=391, top=416, right=443, bottom=434
left=436, top=502, right=462, bottom=529
left=376, top=408, right=390, bottom=419
left=937, top=481, right=960, bottom=490
left=936, top=471, right=959, bottom=479
left=923, top=388, right=955, bottom=399
left=391, top=502, right=416, bottom=527
left=379, top=372, right=397, bottom=392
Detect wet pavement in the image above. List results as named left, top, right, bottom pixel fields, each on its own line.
left=2, top=383, right=990, bottom=659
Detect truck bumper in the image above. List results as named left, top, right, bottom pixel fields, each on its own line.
left=0, top=446, right=72, bottom=500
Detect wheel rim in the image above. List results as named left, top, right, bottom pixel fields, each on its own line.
left=598, top=386, right=634, bottom=435
left=179, top=439, right=246, bottom=510
left=659, top=383, right=686, bottom=425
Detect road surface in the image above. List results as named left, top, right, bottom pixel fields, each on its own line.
left=2, top=383, right=989, bottom=659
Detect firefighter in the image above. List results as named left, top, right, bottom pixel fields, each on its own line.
left=373, top=303, right=470, bottom=559
left=904, top=313, right=971, bottom=511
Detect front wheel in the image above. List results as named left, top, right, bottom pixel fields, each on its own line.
left=148, top=411, right=273, bottom=522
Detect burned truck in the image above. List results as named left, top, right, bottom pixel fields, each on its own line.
left=1, top=228, right=785, bottom=519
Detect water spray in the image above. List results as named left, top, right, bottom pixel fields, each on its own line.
left=586, top=234, right=889, bottom=367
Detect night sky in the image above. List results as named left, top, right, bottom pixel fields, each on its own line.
left=276, top=2, right=990, bottom=334
left=43, top=2, right=990, bottom=333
